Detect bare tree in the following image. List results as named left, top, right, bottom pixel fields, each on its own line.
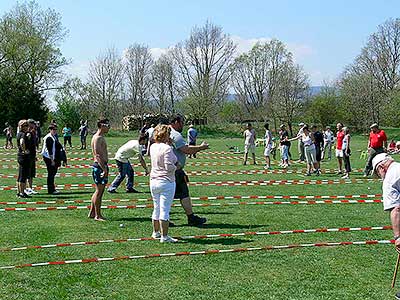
left=151, top=52, right=178, bottom=114
left=172, top=21, right=236, bottom=120
left=88, top=47, right=124, bottom=122
left=124, top=43, right=153, bottom=120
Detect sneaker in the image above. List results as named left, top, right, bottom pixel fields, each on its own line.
left=25, top=188, right=38, bottom=195
left=395, top=291, right=400, bottom=300
left=108, top=189, right=117, bottom=193
left=151, top=231, right=161, bottom=239
left=51, top=190, right=60, bottom=195
left=160, top=235, right=178, bottom=243
left=16, top=192, right=31, bottom=198
left=341, top=174, right=349, bottom=179
left=363, top=174, right=368, bottom=178
left=188, top=214, right=207, bottom=226
left=336, top=171, right=343, bottom=175
left=126, top=188, right=141, bottom=193
left=305, top=172, right=312, bottom=176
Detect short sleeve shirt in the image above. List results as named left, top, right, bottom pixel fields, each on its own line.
left=369, top=130, right=387, bottom=149
left=280, top=130, right=290, bottom=146
left=63, top=127, right=72, bottom=137
left=336, top=131, right=345, bottom=150
left=264, top=130, right=272, bottom=146
left=114, top=140, right=141, bottom=163
left=170, top=127, right=187, bottom=168
left=382, top=162, right=400, bottom=211
left=244, top=129, right=256, bottom=145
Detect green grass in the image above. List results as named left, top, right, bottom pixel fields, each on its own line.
left=0, top=131, right=399, bottom=299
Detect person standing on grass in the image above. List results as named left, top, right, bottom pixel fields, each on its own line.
left=263, top=123, right=273, bottom=169
left=89, top=119, right=110, bottom=221
left=279, top=124, right=290, bottom=168
left=187, top=124, right=198, bottom=158
left=371, top=153, right=400, bottom=300
left=335, top=122, right=345, bottom=174
left=150, top=124, right=178, bottom=243
left=297, top=122, right=305, bottom=162
left=3, top=122, right=13, bottom=149
left=41, top=124, right=66, bottom=195
left=16, top=120, right=31, bottom=198
left=169, top=114, right=209, bottom=226
left=107, top=136, right=149, bottom=194
left=25, top=119, right=38, bottom=195
left=341, top=127, right=351, bottom=179
left=312, top=125, right=324, bottom=174
left=243, top=123, right=256, bottom=165
left=78, top=120, right=89, bottom=150
left=322, top=126, right=334, bottom=160
left=364, top=123, right=387, bottom=177
left=62, top=124, right=72, bottom=149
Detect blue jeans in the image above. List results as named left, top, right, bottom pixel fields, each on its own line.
left=108, top=160, right=134, bottom=191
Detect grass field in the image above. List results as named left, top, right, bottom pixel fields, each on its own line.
left=0, top=129, right=398, bottom=300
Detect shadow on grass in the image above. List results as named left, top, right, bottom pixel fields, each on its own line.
left=169, top=211, right=233, bottom=215
left=184, top=237, right=251, bottom=246
left=200, top=223, right=265, bottom=230
left=113, top=217, right=150, bottom=223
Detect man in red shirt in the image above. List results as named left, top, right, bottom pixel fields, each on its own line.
left=364, top=123, right=387, bottom=176
left=335, top=123, right=345, bottom=174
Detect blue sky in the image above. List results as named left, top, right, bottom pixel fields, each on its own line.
left=1, top=0, right=399, bottom=85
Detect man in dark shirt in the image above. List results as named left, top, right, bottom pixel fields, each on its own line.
left=25, top=119, right=38, bottom=195
left=312, top=125, right=324, bottom=173
left=16, top=120, right=31, bottom=198
left=279, top=124, right=290, bottom=168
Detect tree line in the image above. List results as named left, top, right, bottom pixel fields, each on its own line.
left=1, top=1, right=400, bottom=133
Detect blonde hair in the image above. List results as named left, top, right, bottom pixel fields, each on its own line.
left=18, top=119, right=28, bottom=130
left=153, top=124, right=171, bottom=143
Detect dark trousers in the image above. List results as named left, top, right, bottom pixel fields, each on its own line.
left=364, top=147, right=384, bottom=175
left=44, top=157, right=58, bottom=193
left=343, top=153, right=351, bottom=173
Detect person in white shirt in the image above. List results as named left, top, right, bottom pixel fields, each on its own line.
left=322, top=126, right=334, bottom=160
left=243, top=123, right=256, bottom=165
left=263, top=123, right=273, bottom=169
left=297, top=122, right=305, bottom=162
left=108, top=136, right=149, bottom=193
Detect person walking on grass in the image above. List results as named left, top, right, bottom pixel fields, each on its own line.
left=108, top=136, right=149, bottom=194
left=169, top=114, right=209, bottom=226
left=243, top=123, right=256, bottom=165
left=16, top=120, right=31, bottom=198
left=89, top=119, right=110, bottom=221
left=364, top=123, right=387, bottom=177
left=371, top=153, right=400, bottom=300
left=341, top=127, right=351, bottom=179
left=150, top=124, right=178, bottom=243
left=3, top=122, right=13, bottom=149
left=263, top=123, right=273, bottom=169
left=335, top=122, right=345, bottom=174
left=62, top=124, right=72, bottom=149
left=41, top=124, right=67, bottom=195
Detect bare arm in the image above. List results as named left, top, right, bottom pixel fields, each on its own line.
left=391, top=207, right=400, bottom=247
left=93, top=136, right=108, bottom=174
left=178, top=141, right=209, bottom=155
left=138, top=155, right=149, bottom=175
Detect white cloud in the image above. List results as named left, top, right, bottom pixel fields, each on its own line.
left=64, top=59, right=91, bottom=81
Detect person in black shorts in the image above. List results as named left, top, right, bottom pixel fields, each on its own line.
left=16, top=120, right=31, bottom=198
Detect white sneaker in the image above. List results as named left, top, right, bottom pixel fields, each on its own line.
left=160, top=235, right=178, bottom=243
left=29, top=188, right=38, bottom=194
left=24, top=188, right=33, bottom=195
left=341, top=174, right=349, bottom=179
left=151, top=231, right=161, bottom=239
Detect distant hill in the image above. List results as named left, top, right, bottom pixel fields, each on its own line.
left=226, top=86, right=323, bottom=101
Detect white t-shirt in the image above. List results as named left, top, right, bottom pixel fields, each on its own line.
left=324, top=130, right=334, bottom=143
left=114, top=140, right=142, bottom=163
left=264, top=130, right=272, bottom=146
left=244, top=129, right=256, bottom=145
left=383, top=162, right=400, bottom=211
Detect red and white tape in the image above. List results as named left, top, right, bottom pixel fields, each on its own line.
left=0, top=199, right=383, bottom=212
left=0, top=168, right=366, bottom=179
left=0, top=193, right=382, bottom=206
left=0, top=225, right=391, bottom=252
left=0, top=178, right=379, bottom=191
left=0, top=239, right=393, bottom=270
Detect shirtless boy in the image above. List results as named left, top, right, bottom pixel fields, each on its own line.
left=89, top=119, right=110, bottom=221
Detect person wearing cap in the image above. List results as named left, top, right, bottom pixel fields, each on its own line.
left=16, top=120, right=31, bottom=198
left=322, top=126, right=334, bottom=160
left=279, top=124, right=290, bottom=168
left=243, top=123, right=257, bottom=165
left=187, top=124, right=198, bottom=158
left=297, top=122, right=305, bottom=162
left=372, top=153, right=400, bottom=300
left=364, top=123, right=387, bottom=177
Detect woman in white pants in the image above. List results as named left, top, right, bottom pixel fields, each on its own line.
left=149, top=124, right=178, bottom=243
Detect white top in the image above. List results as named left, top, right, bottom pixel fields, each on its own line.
left=244, top=129, right=256, bottom=145
left=301, top=134, right=313, bottom=147
left=114, top=140, right=142, bottom=163
left=383, top=162, right=400, bottom=211
left=264, top=130, right=272, bottom=146
left=147, top=127, right=155, bottom=140
left=324, top=130, right=334, bottom=143
left=41, top=133, right=56, bottom=160
left=150, top=143, right=177, bottom=182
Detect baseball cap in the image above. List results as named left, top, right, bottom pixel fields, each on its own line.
left=372, top=153, right=391, bottom=172
left=370, top=123, right=379, bottom=129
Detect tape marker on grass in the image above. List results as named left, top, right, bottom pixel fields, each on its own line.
left=0, top=194, right=383, bottom=206
left=0, top=199, right=383, bottom=213
left=0, top=226, right=391, bottom=252
left=0, top=239, right=394, bottom=270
